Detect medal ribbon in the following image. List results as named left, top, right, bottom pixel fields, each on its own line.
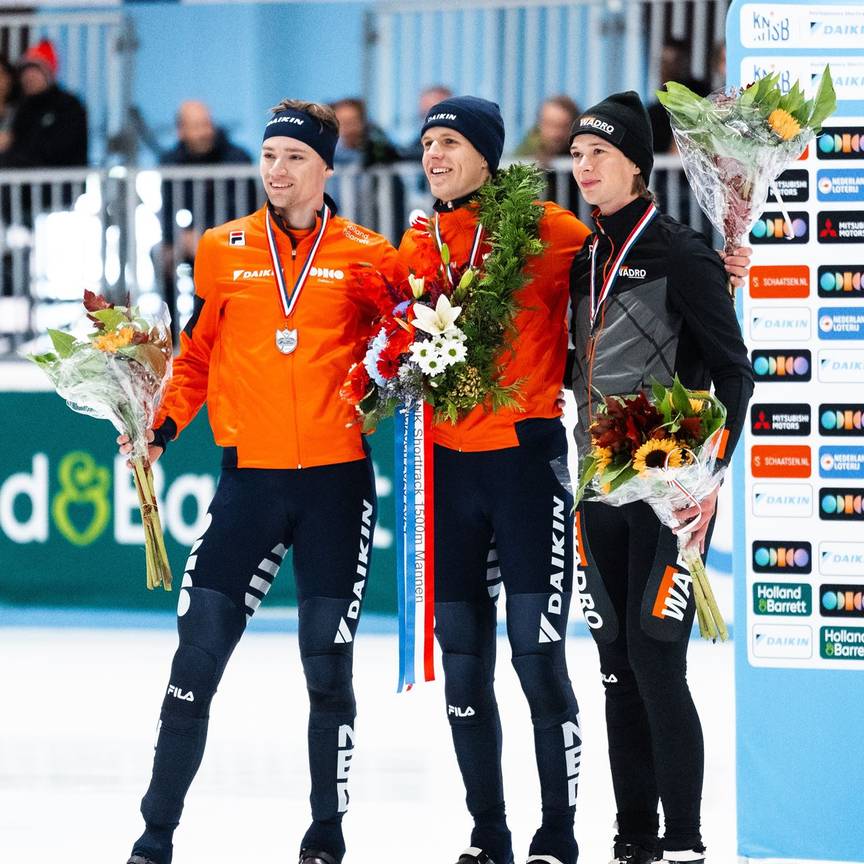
left=433, top=213, right=484, bottom=288
left=265, top=205, right=331, bottom=318
left=588, top=202, right=658, bottom=327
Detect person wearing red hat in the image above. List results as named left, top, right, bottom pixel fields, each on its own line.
left=0, top=39, right=87, bottom=168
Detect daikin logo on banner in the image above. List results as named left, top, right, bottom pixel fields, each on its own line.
left=750, top=307, right=811, bottom=341
left=819, top=542, right=864, bottom=577
left=818, top=350, right=864, bottom=382
left=752, top=624, right=812, bottom=659
left=752, top=483, right=813, bottom=518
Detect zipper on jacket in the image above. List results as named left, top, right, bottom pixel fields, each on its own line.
left=287, top=231, right=304, bottom=466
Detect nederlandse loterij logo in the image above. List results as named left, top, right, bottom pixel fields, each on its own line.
left=818, top=307, right=864, bottom=340
left=819, top=446, right=864, bottom=480
left=820, top=626, right=864, bottom=660
left=821, top=585, right=864, bottom=618
left=752, top=582, right=811, bottom=616
left=752, top=541, right=811, bottom=574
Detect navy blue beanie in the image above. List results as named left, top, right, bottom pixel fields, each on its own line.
left=421, top=96, right=506, bottom=173
left=263, top=108, right=338, bottom=169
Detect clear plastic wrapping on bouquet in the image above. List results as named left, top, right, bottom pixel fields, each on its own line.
left=37, top=301, right=173, bottom=459
left=669, top=89, right=812, bottom=251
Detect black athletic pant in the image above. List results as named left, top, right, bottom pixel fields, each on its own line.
left=435, top=418, right=581, bottom=864
left=578, top=500, right=714, bottom=854
left=132, top=458, right=376, bottom=864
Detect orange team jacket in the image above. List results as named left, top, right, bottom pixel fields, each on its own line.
left=398, top=201, right=591, bottom=451
left=155, top=204, right=406, bottom=469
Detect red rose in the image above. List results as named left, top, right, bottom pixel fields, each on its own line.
left=340, top=362, right=371, bottom=405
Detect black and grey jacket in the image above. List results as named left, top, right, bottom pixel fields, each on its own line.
left=568, top=196, right=753, bottom=464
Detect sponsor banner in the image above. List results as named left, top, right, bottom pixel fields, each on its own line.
left=752, top=482, right=813, bottom=517
left=819, top=486, right=864, bottom=520
left=820, top=584, right=864, bottom=617
left=821, top=625, right=864, bottom=659
left=819, top=403, right=864, bottom=435
left=751, top=348, right=811, bottom=381
left=817, top=265, right=864, bottom=297
left=751, top=623, right=813, bottom=659
left=750, top=402, right=811, bottom=436
left=767, top=168, right=809, bottom=203
left=753, top=581, right=812, bottom=615
left=817, top=169, right=864, bottom=202
left=752, top=540, right=812, bottom=573
left=817, top=126, right=864, bottom=159
left=740, top=56, right=864, bottom=106
left=749, top=264, right=809, bottom=299
left=819, top=541, right=864, bottom=576
left=750, top=306, right=811, bottom=341
left=817, top=306, right=864, bottom=339
left=817, top=349, right=864, bottom=382
left=751, top=444, right=811, bottom=478
left=741, top=5, right=864, bottom=48
left=819, top=445, right=864, bottom=478
left=817, top=210, right=864, bottom=243
left=749, top=210, right=809, bottom=244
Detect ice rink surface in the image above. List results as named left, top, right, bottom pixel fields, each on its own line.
left=0, top=622, right=736, bottom=864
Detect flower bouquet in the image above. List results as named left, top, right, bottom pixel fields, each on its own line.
left=30, top=291, right=174, bottom=590
left=657, top=67, right=836, bottom=288
left=576, top=376, right=729, bottom=641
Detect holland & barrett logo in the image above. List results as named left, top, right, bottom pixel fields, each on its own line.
left=817, top=127, right=864, bottom=159
left=752, top=541, right=811, bottom=574
left=818, top=266, right=864, bottom=298
left=821, top=585, right=864, bottom=618
left=821, top=626, right=864, bottom=660
left=753, top=582, right=811, bottom=616
left=752, top=349, right=810, bottom=381
left=819, top=487, right=864, bottom=521
left=750, top=403, right=810, bottom=436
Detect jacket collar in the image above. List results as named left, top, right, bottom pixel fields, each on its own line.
left=433, top=186, right=483, bottom=213
left=592, top=196, right=653, bottom=244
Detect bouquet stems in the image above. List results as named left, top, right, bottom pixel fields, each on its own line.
left=130, top=457, right=172, bottom=591
left=681, top=544, right=728, bottom=642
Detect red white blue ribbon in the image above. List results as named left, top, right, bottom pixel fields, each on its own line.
left=395, top=401, right=436, bottom=692
left=588, top=202, right=657, bottom=326
left=433, top=214, right=484, bottom=288
left=265, top=205, right=331, bottom=317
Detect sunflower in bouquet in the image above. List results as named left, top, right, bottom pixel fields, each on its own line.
left=576, top=377, right=729, bottom=641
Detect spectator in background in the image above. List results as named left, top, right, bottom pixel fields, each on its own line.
left=330, top=97, right=404, bottom=238
left=0, top=57, right=20, bottom=148
left=709, top=41, right=726, bottom=92
left=0, top=39, right=87, bottom=168
left=158, top=100, right=255, bottom=336
left=401, top=84, right=453, bottom=161
left=516, top=94, right=581, bottom=211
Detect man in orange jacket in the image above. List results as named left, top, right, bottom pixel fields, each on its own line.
left=121, top=99, right=404, bottom=864
left=399, top=96, right=591, bottom=864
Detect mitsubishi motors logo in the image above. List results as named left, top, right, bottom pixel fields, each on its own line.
left=820, top=217, right=838, bottom=238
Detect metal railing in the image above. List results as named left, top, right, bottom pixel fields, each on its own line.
left=0, top=155, right=710, bottom=356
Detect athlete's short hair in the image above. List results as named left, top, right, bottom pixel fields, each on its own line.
left=269, top=99, right=339, bottom=137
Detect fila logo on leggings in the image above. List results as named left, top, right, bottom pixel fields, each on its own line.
left=652, top=566, right=692, bottom=620
left=337, top=724, right=355, bottom=813
left=562, top=718, right=582, bottom=807
left=539, top=497, right=567, bottom=643
left=335, top=499, right=374, bottom=644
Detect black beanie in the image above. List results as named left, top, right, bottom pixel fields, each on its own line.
left=569, top=91, right=654, bottom=183
left=420, top=96, right=506, bottom=173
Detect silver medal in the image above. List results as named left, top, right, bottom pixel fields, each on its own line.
left=275, top=328, right=298, bottom=354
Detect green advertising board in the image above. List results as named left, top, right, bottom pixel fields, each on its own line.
left=0, top=390, right=397, bottom=614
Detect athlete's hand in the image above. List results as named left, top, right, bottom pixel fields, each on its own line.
left=672, top=485, right=719, bottom=554
left=117, top=428, right=164, bottom=466
left=555, top=388, right=567, bottom=411
left=717, top=245, right=752, bottom=291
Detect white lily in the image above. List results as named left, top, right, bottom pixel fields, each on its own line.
left=408, top=274, right=426, bottom=299
left=413, top=294, right=462, bottom=336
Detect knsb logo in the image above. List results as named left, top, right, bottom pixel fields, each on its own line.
left=818, top=307, right=864, bottom=340
left=745, top=10, right=791, bottom=43
left=820, top=626, right=864, bottom=660
left=750, top=307, right=810, bottom=341
left=820, top=541, right=864, bottom=577
left=752, top=349, right=811, bottom=381
left=750, top=403, right=811, bottom=436
left=818, top=266, right=864, bottom=298
left=820, top=404, right=864, bottom=436
left=819, top=446, right=864, bottom=480
left=753, top=582, right=812, bottom=616
left=817, top=169, right=864, bottom=202
left=817, top=127, right=864, bottom=160
left=818, top=211, right=864, bottom=244
left=749, top=265, right=809, bottom=300
left=821, top=585, right=864, bottom=618
left=750, top=211, right=808, bottom=244
left=751, top=445, right=811, bottom=478
left=819, top=487, right=864, bottom=521
left=752, top=483, right=813, bottom=518
left=751, top=623, right=812, bottom=659
left=752, top=540, right=811, bottom=574
left=818, top=350, right=864, bottom=383
left=768, top=169, right=809, bottom=204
